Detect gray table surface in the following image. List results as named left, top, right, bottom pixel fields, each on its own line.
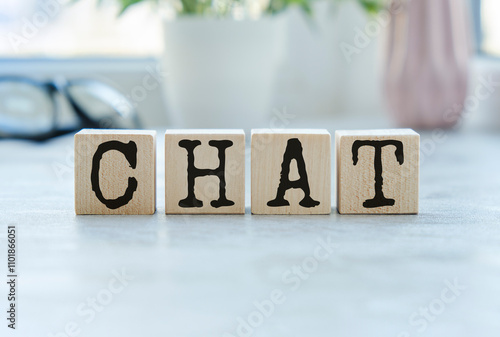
left=1, top=124, right=499, bottom=337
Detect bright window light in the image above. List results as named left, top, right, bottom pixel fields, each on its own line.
left=481, top=0, right=500, bottom=56
left=0, top=0, right=163, bottom=57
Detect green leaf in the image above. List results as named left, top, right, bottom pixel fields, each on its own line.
left=266, top=0, right=313, bottom=16
left=117, top=0, right=146, bottom=15
left=356, top=0, right=386, bottom=15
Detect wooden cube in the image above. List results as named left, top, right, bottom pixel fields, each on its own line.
left=75, top=129, right=156, bottom=215
left=336, top=129, right=419, bottom=214
left=165, top=129, right=245, bottom=214
left=251, top=129, right=331, bottom=215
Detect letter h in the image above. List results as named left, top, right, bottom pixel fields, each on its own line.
left=178, top=139, right=235, bottom=208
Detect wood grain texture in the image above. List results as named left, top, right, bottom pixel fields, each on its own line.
left=165, top=129, right=245, bottom=214
left=75, top=129, right=156, bottom=215
left=336, top=129, right=419, bottom=214
left=251, top=129, right=331, bottom=215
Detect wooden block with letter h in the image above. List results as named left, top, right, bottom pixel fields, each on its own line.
left=251, top=129, right=331, bottom=214
left=165, top=129, right=245, bottom=214
left=75, top=129, right=156, bottom=215
left=336, top=129, right=419, bottom=214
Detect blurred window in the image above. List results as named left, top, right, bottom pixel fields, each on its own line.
left=480, top=0, right=500, bottom=57
left=0, top=0, right=163, bottom=57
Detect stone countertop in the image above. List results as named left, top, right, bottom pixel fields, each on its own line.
left=0, top=127, right=499, bottom=337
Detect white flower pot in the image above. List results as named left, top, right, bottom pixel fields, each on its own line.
left=161, top=17, right=285, bottom=130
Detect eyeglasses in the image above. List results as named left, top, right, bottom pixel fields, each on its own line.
left=0, top=76, right=142, bottom=141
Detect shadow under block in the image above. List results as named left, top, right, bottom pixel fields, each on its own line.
left=251, top=129, right=331, bottom=215
left=75, top=129, right=156, bottom=215
left=165, top=129, right=245, bottom=214
left=336, top=129, right=419, bottom=214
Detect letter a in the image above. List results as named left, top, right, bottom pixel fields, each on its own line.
left=267, top=138, right=320, bottom=208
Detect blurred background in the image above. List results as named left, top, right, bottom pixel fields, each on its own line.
left=1, top=0, right=499, bottom=138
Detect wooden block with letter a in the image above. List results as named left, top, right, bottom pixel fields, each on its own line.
left=165, top=129, right=245, bottom=214
left=251, top=129, right=331, bottom=215
left=75, top=129, right=156, bottom=215
left=336, top=129, right=419, bottom=214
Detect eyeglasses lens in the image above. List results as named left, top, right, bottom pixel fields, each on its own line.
left=0, top=81, right=55, bottom=137
left=66, top=81, right=140, bottom=129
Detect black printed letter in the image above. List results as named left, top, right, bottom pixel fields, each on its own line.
left=178, top=139, right=234, bottom=208
left=91, top=140, right=138, bottom=209
left=267, top=138, right=320, bottom=208
left=352, top=140, right=404, bottom=208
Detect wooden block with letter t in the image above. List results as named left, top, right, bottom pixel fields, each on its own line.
left=75, top=129, right=156, bottom=215
left=336, top=129, right=419, bottom=214
left=251, top=129, right=331, bottom=215
left=165, top=129, right=245, bottom=214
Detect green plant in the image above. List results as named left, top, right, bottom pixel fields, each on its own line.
left=351, top=0, right=386, bottom=15
left=114, top=0, right=387, bottom=16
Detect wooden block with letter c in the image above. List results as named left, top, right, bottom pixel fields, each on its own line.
left=75, top=129, right=156, bottom=215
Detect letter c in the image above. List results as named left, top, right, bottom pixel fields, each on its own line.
left=91, top=140, right=138, bottom=209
